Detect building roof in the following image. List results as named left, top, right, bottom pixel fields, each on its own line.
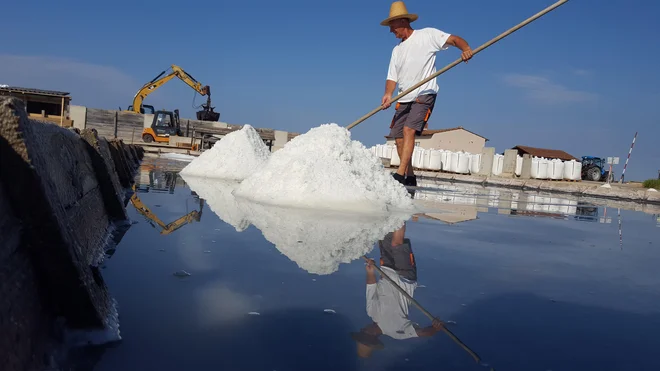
left=385, top=126, right=488, bottom=141
left=0, top=86, right=70, bottom=98
left=512, top=145, right=578, bottom=161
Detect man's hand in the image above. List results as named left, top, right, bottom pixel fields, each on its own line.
left=461, top=47, right=473, bottom=63
left=381, top=94, right=393, bottom=109
left=432, top=318, right=445, bottom=330
left=365, top=258, right=376, bottom=273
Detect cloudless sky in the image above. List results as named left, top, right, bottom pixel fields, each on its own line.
left=0, top=0, right=658, bottom=180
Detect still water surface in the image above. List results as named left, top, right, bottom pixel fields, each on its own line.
left=87, top=159, right=660, bottom=371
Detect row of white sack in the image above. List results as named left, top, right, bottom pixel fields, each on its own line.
left=371, top=145, right=583, bottom=180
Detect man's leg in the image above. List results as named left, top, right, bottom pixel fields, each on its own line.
left=388, top=103, right=411, bottom=185
left=397, top=126, right=416, bottom=177
left=401, top=94, right=437, bottom=186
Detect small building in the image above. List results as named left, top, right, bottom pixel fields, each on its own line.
left=511, top=145, right=578, bottom=161
left=0, top=86, right=73, bottom=127
left=385, top=126, right=488, bottom=154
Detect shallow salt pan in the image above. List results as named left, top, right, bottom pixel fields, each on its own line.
left=180, top=124, right=270, bottom=181
left=234, top=123, right=413, bottom=213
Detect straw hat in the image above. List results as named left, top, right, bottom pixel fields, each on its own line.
left=381, top=1, right=418, bottom=26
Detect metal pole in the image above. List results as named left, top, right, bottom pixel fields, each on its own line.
left=346, top=0, right=571, bottom=130
left=619, top=131, right=637, bottom=183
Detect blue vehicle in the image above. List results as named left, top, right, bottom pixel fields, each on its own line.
left=580, top=156, right=612, bottom=182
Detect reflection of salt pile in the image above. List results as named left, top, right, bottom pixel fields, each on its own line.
left=180, top=124, right=270, bottom=181
left=237, top=200, right=411, bottom=275
left=234, top=123, right=413, bottom=213
left=180, top=173, right=249, bottom=232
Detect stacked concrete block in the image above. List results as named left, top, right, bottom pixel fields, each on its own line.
left=0, top=97, right=143, bottom=370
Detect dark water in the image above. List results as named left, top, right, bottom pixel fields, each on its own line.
left=82, top=159, right=660, bottom=371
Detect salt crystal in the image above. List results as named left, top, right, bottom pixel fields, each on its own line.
left=234, top=123, right=413, bottom=213
left=180, top=124, right=270, bottom=181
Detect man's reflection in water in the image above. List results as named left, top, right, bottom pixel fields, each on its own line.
left=351, top=220, right=443, bottom=358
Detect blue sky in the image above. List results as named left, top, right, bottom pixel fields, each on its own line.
left=0, top=0, right=658, bottom=180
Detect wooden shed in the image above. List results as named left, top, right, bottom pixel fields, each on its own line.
left=0, top=86, right=73, bottom=127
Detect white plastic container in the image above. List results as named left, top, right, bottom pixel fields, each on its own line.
left=383, top=145, right=393, bottom=160
left=492, top=154, right=504, bottom=176
left=390, top=149, right=400, bottom=167
left=440, top=150, right=449, bottom=171
left=428, top=150, right=442, bottom=171
left=411, top=147, right=424, bottom=169
left=549, top=159, right=565, bottom=180
left=447, top=151, right=459, bottom=173
left=515, top=155, right=523, bottom=176
left=422, top=149, right=431, bottom=170
left=456, top=152, right=470, bottom=174
left=563, top=160, right=582, bottom=180
left=470, top=153, right=481, bottom=174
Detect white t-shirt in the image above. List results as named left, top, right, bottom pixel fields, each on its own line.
left=366, top=266, right=418, bottom=340
left=386, top=27, right=452, bottom=102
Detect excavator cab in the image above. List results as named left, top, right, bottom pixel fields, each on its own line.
left=142, top=109, right=182, bottom=143
left=127, top=104, right=155, bottom=115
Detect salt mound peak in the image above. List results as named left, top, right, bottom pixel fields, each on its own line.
left=234, top=123, right=413, bottom=213
left=180, top=124, right=270, bottom=181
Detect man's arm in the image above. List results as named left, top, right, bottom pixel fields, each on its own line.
left=414, top=318, right=445, bottom=337
left=382, top=49, right=398, bottom=109
left=445, top=34, right=473, bottom=62
left=382, top=80, right=397, bottom=109
left=366, top=258, right=378, bottom=284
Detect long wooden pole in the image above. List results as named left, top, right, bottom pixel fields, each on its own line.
left=346, top=0, right=570, bottom=130
left=361, top=256, right=484, bottom=365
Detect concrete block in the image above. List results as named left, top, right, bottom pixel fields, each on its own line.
left=478, top=147, right=495, bottom=176
left=70, top=105, right=87, bottom=131
left=501, top=149, right=518, bottom=177
left=0, top=97, right=112, bottom=329
left=520, top=154, right=532, bottom=179
left=81, top=129, right=128, bottom=221
left=273, top=130, right=289, bottom=152
left=107, top=139, right=133, bottom=187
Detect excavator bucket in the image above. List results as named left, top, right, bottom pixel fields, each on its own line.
left=196, top=105, right=220, bottom=122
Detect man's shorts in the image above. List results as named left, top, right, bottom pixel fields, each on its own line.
left=379, top=232, right=417, bottom=282
left=388, top=93, right=437, bottom=139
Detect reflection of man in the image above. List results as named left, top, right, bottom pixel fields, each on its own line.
left=351, top=222, right=443, bottom=358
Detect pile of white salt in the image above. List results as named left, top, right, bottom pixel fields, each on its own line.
left=234, top=123, right=413, bottom=213
left=180, top=124, right=270, bottom=181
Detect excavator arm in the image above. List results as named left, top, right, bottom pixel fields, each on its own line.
left=129, top=185, right=204, bottom=235
left=131, top=64, right=211, bottom=114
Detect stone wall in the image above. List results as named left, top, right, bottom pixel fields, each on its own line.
left=0, top=97, right=144, bottom=371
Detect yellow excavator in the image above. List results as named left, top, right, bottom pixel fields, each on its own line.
left=126, top=64, right=220, bottom=122
left=129, top=180, right=204, bottom=235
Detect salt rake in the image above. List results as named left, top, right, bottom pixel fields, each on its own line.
left=346, top=0, right=570, bottom=131
left=361, top=255, right=493, bottom=369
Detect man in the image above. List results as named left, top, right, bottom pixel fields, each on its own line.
left=380, top=1, right=473, bottom=187
left=350, top=222, right=443, bottom=358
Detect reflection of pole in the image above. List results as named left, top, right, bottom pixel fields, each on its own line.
left=617, top=208, right=623, bottom=250
left=619, top=131, right=637, bottom=183
left=361, top=255, right=486, bottom=366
